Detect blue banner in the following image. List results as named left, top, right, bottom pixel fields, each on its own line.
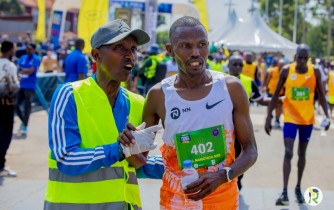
left=111, top=0, right=145, bottom=11
left=110, top=1, right=172, bottom=13
left=50, top=10, right=63, bottom=48
left=158, top=3, right=172, bottom=13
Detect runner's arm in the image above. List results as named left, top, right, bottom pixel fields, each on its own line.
left=314, top=67, right=330, bottom=120
left=185, top=76, right=258, bottom=201
left=250, top=80, right=268, bottom=105
left=262, top=70, right=272, bottom=91
left=227, top=76, right=258, bottom=180
left=140, top=83, right=164, bottom=161
left=265, top=66, right=289, bottom=135
left=48, top=84, right=123, bottom=176
left=142, top=83, right=164, bottom=128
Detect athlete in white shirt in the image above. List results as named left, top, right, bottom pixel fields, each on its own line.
left=0, top=40, right=19, bottom=177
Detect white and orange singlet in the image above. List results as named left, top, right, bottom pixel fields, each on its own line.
left=160, top=71, right=238, bottom=210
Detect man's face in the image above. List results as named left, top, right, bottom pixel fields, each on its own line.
left=311, top=57, right=316, bottom=64
left=8, top=47, right=14, bottom=58
left=94, top=36, right=138, bottom=82
left=245, top=54, right=252, bottom=63
left=296, top=49, right=309, bottom=68
left=26, top=46, right=34, bottom=56
left=228, top=58, right=243, bottom=77
left=166, top=25, right=209, bottom=76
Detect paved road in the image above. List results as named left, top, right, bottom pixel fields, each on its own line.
left=1, top=106, right=333, bottom=210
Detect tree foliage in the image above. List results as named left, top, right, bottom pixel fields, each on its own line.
left=0, top=0, right=23, bottom=15
left=259, top=0, right=334, bottom=57
left=156, top=30, right=169, bottom=49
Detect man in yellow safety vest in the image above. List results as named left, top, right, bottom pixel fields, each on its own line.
left=44, top=19, right=162, bottom=210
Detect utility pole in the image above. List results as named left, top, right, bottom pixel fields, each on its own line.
left=225, top=0, right=234, bottom=15
left=265, top=0, right=269, bottom=22
left=249, top=0, right=256, bottom=15
left=145, top=0, right=158, bottom=47
left=279, top=0, right=283, bottom=34
left=327, top=0, right=332, bottom=57
left=293, top=0, right=298, bottom=43
left=301, top=1, right=307, bottom=43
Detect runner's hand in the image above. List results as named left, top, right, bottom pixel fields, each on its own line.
left=183, top=171, right=224, bottom=201
left=120, top=123, right=162, bottom=157
left=264, top=117, right=272, bottom=135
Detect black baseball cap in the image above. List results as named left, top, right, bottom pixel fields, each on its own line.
left=91, top=19, right=150, bottom=49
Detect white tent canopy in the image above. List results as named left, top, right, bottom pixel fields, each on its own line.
left=211, top=10, right=298, bottom=57
left=208, top=10, right=243, bottom=43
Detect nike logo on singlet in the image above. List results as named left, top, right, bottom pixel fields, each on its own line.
left=206, top=99, right=225, bottom=109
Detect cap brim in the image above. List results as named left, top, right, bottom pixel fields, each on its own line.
left=102, top=29, right=150, bottom=47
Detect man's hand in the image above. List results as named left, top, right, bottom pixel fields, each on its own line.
left=119, top=122, right=162, bottom=157
left=118, top=123, right=137, bottom=147
left=183, top=171, right=225, bottom=201
left=264, top=117, right=272, bottom=135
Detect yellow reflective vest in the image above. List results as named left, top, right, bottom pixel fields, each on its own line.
left=45, top=77, right=144, bottom=210
left=144, top=55, right=159, bottom=79
left=211, top=62, right=224, bottom=72
left=327, top=71, right=334, bottom=104
left=242, top=61, right=257, bottom=80
left=240, top=74, right=252, bottom=99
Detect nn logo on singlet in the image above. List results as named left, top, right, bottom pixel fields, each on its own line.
left=170, top=107, right=191, bottom=119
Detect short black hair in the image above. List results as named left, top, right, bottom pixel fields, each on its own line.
left=169, top=16, right=205, bottom=41
left=296, top=44, right=310, bottom=54
left=27, top=43, right=36, bottom=50
left=229, top=54, right=243, bottom=63
left=75, top=38, right=85, bottom=49
left=1, top=40, right=14, bottom=53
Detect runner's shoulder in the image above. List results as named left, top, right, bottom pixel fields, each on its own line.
left=225, top=75, right=246, bottom=94
left=146, top=82, right=164, bottom=101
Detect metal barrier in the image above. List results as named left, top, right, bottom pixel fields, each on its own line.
left=33, top=72, right=65, bottom=112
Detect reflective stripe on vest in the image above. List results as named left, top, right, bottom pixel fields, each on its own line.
left=45, top=77, right=144, bottom=209
left=48, top=167, right=124, bottom=182
left=44, top=201, right=141, bottom=210
left=240, top=74, right=252, bottom=99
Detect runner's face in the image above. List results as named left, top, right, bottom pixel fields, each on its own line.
left=296, top=50, right=309, bottom=69
left=228, top=58, right=243, bottom=76
left=167, top=25, right=209, bottom=76
left=95, top=36, right=138, bottom=82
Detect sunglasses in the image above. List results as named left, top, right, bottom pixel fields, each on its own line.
left=297, top=56, right=308, bottom=60
left=232, top=63, right=243, bottom=67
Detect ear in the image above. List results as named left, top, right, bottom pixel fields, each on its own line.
left=165, top=43, right=174, bottom=57
left=91, top=49, right=101, bottom=63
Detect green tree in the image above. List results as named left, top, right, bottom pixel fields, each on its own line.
left=260, top=0, right=334, bottom=57
left=259, top=0, right=308, bottom=43
left=0, top=0, right=23, bottom=15
left=305, top=24, right=327, bottom=56
left=156, top=30, right=169, bottom=49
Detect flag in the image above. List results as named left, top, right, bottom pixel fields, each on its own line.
left=35, top=0, right=45, bottom=42
left=192, top=0, right=210, bottom=32
left=78, top=0, right=108, bottom=53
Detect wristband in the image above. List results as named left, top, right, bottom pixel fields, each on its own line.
left=118, top=142, right=125, bottom=161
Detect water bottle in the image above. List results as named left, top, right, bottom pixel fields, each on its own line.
left=320, top=117, right=330, bottom=137
left=181, top=160, right=203, bottom=209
